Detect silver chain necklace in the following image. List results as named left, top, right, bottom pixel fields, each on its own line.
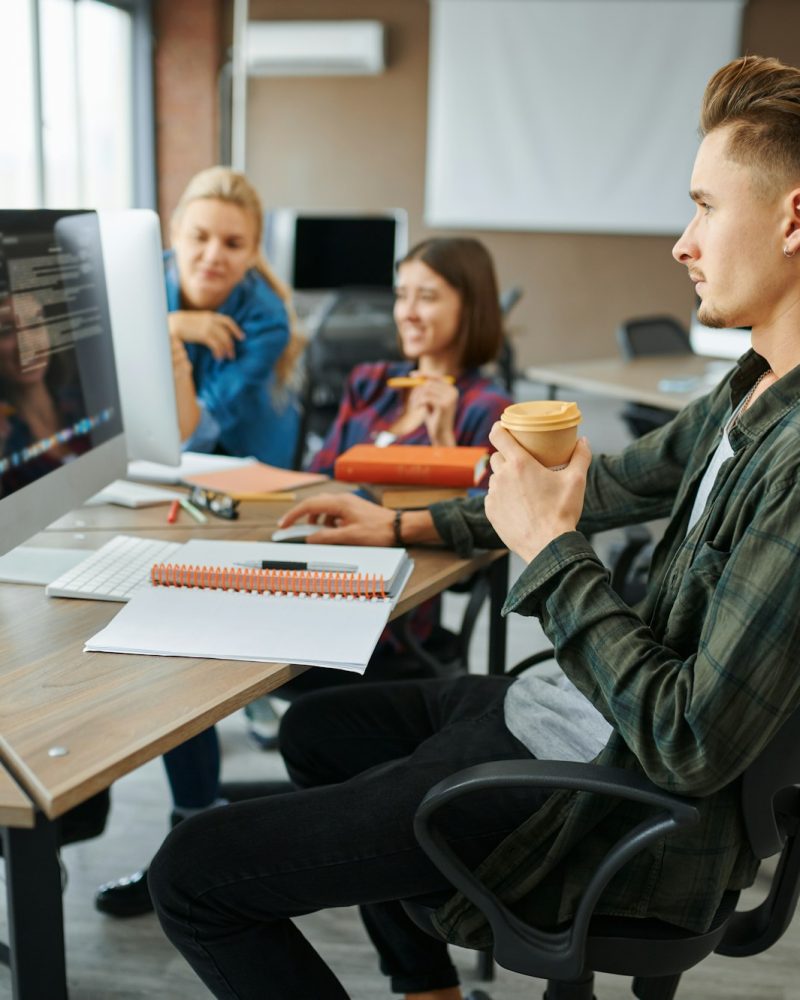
left=736, top=368, right=773, bottom=422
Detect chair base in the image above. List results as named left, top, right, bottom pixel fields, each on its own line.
left=544, top=973, right=596, bottom=999
left=632, top=975, right=681, bottom=1000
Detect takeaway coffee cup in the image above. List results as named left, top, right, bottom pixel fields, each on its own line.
left=500, top=400, right=582, bottom=468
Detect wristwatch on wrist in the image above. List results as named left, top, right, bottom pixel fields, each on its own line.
left=392, top=509, right=404, bottom=547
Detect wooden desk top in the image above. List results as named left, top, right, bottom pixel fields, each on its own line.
left=0, top=501, right=499, bottom=819
left=0, top=763, right=35, bottom=829
left=525, top=355, right=733, bottom=412
left=47, top=485, right=334, bottom=534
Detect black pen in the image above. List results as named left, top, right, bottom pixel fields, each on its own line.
left=234, top=560, right=359, bottom=574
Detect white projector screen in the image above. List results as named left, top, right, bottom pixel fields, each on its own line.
left=426, top=0, right=744, bottom=235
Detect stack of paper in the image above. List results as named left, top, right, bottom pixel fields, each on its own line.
left=84, top=539, right=413, bottom=673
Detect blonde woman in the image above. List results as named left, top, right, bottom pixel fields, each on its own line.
left=167, top=166, right=303, bottom=467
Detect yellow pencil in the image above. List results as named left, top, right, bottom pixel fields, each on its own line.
left=387, top=375, right=456, bottom=389
left=230, top=492, right=297, bottom=501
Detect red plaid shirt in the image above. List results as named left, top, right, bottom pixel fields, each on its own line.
left=308, top=360, right=512, bottom=656
left=308, top=360, right=512, bottom=475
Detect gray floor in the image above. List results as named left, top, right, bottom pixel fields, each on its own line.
left=2, top=385, right=799, bottom=998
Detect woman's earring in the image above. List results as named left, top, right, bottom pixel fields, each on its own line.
left=783, top=244, right=796, bottom=258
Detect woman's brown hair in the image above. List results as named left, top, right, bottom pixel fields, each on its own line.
left=398, top=237, right=503, bottom=369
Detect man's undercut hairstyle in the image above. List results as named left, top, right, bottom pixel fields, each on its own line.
left=701, top=55, right=800, bottom=196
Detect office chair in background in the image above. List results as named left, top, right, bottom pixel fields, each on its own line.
left=495, top=285, right=523, bottom=393
left=404, top=693, right=800, bottom=1000
left=616, top=315, right=693, bottom=440
left=609, top=315, right=693, bottom=594
left=291, top=287, right=403, bottom=470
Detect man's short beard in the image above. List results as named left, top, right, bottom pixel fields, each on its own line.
left=697, top=302, right=732, bottom=329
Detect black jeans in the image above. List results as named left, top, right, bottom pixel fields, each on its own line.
left=149, top=675, right=546, bottom=999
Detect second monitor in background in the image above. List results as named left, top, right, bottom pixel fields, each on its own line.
left=265, top=209, right=408, bottom=302
left=99, top=209, right=182, bottom=468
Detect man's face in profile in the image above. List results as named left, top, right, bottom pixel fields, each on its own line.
left=672, top=125, right=788, bottom=333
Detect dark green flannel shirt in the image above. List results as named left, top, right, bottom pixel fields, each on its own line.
left=428, top=350, right=800, bottom=947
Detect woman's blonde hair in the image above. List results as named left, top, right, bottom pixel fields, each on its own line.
left=171, top=166, right=305, bottom=388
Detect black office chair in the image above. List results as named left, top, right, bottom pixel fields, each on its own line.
left=616, top=316, right=692, bottom=440
left=403, top=699, right=800, bottom=1000
left=291, top=286, right=403, bottom=469
left=612, top=315, right=692, bottom=582
left=493, top=286, right=524, bottom=394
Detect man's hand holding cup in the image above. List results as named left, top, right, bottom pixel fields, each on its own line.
left=485, top=402, right=591, bottom=564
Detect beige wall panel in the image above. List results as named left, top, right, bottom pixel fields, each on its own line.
left=244, top=0, right=800, bottom=367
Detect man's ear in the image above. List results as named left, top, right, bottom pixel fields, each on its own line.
left=782, top=188, right=800, bottom=256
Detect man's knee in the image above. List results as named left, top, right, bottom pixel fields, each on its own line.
left=279, top=686, right=372, bottom=787
left=148, top=823, right=187, bottom=925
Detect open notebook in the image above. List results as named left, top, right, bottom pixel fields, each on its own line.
left=84, top=539, right=414, bottom=673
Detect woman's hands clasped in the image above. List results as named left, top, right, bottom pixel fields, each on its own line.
left=484, top=422, right=592, bottom=564
left=407, top=374, right=459, bottom=446
left=168, top=310, right=245, bottom=361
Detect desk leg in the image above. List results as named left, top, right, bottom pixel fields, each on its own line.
left=487, top=554, right=509, bottom=677
left=2, top=813, right=68, bottom=1000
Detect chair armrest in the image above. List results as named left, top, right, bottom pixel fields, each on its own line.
left=414, top=759, right=700, bottom=981
left=507, top=648, right=555, bottom=676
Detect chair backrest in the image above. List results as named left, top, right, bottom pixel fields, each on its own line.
left=293, top=287, right=402, bottom=467
left=616, top=315, right=692, bottom=359
left=716, top=701, right=800, bottom=958
left=499, top=286, right=523, bottom=318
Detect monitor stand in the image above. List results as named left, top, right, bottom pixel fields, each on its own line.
left=0, top=545, right=89, bottom=585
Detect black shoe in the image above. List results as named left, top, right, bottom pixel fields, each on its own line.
left=95, top=868, right=153, bottom=917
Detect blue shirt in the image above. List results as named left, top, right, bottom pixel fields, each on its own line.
left=164, top=251, right=299, bottom=467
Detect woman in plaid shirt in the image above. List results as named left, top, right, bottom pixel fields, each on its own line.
left=309, top=236, right=512, bottom=475
left=274, top=237, right=514, bottom=699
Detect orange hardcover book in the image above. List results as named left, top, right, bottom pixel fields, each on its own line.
left=334, top=444, right=489, bottom=488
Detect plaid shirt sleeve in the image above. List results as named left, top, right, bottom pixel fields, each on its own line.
left=308, top=363, right=387, bottom=475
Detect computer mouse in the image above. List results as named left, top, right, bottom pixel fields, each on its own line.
left=271, top=523, right=326, bottom=542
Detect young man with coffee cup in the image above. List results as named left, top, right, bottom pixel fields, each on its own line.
left=150, top=56, right=800, bottom=1000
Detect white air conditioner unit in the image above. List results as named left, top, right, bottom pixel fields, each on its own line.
left=245, top=20, right=385, bottom=77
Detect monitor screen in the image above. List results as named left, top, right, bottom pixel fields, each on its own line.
left=0, top=210, right=126, bottom=556
left=265, top=210, right=408, bottom=291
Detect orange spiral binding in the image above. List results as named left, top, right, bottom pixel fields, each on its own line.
left=150, top=562, right=389, bottom=599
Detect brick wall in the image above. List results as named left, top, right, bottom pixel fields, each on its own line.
left=153, top=0, right=225, bottom=233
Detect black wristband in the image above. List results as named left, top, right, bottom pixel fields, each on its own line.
left=392, top=509, right=404, bottom=547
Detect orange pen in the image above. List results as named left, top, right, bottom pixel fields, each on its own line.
left=167, top=499, right=180, bottom=524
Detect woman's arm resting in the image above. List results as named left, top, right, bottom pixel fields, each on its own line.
left=170, top=335, right=201, bottom=439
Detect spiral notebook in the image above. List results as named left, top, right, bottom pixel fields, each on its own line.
left=84, top=539, right=414, bottom=673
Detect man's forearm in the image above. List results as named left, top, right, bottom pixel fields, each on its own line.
left=398, top=509, right=444, bottom=546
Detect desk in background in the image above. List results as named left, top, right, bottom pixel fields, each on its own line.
left=525, top=354, right=733, bottom=412
left=0, top=492, right=507, bottom=999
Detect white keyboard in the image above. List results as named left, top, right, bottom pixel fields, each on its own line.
left=46, top=535, right=184, bottom=602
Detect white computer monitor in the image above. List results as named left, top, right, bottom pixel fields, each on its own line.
left=264, top=208, right=408, bottom=291
left=0, top=209, right=127, bottom=558
left=98, top=209, right=182, bottom=467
